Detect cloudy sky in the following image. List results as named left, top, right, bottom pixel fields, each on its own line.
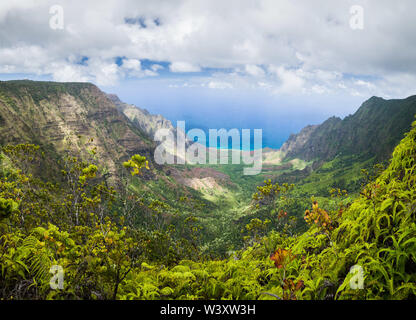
left=1, top=0, right=415, bottom=147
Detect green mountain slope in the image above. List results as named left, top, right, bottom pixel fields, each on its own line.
left=283, top=95, right=416, bottom=162
left=0, top=80, right=155, bottom=182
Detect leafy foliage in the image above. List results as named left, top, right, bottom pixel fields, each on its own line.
left=1, top=118, right=416, bottom=300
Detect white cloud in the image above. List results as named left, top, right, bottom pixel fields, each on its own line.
left=355, top=80, right=375, bottom=89
left=169, top=61, right=201, bottom=73
left=0, top=0, right=415, bottom=98
left=207, top=81, right=233, bottom=89
left=311, top=85, right=330, bottom=95
left=122, top=58, right=141, bottom=71
left=271, top=66, right=305, bottom=94
left=51, top=64, right=89, bottom=83
left=150, top=64, right=164, bottom=71
left=244, top=64, right=265, bottom=78
left=119, top=58, right=159, bottom=78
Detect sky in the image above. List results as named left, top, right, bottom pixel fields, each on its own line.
left=1, top=0, right=416, bottom=148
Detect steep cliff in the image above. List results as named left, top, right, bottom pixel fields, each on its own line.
left=107, top=94, right=175, bottom=140
left=279, top=124, right=319, bottom=156
left=0, top=80, right=155, bottom=181
left=282, top=95, right=416, bottom=162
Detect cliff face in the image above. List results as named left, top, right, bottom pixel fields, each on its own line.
left=279, top=124, right=319, bottom=156
left=282, top=95, right=416, bottom=162
left=109, top=94, right=192, bottom=163
left=0, top=80, right=155, bottom=181
left=107, top=94, right=175, bottom=139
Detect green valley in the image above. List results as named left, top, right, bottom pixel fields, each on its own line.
left=1, top=80, right=416, bottom=300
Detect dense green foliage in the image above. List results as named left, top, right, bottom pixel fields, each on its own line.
left=1, top=118, right=416, bottom=300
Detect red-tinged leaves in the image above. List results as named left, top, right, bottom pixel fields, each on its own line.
left=270, top=248, right=296, bottom=269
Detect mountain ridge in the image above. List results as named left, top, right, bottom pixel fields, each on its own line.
left=280, top=95, right=416, bottom=163
left=107, top=93, right=176, bottom=140
left=0, top=80, right=156, bottom=183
